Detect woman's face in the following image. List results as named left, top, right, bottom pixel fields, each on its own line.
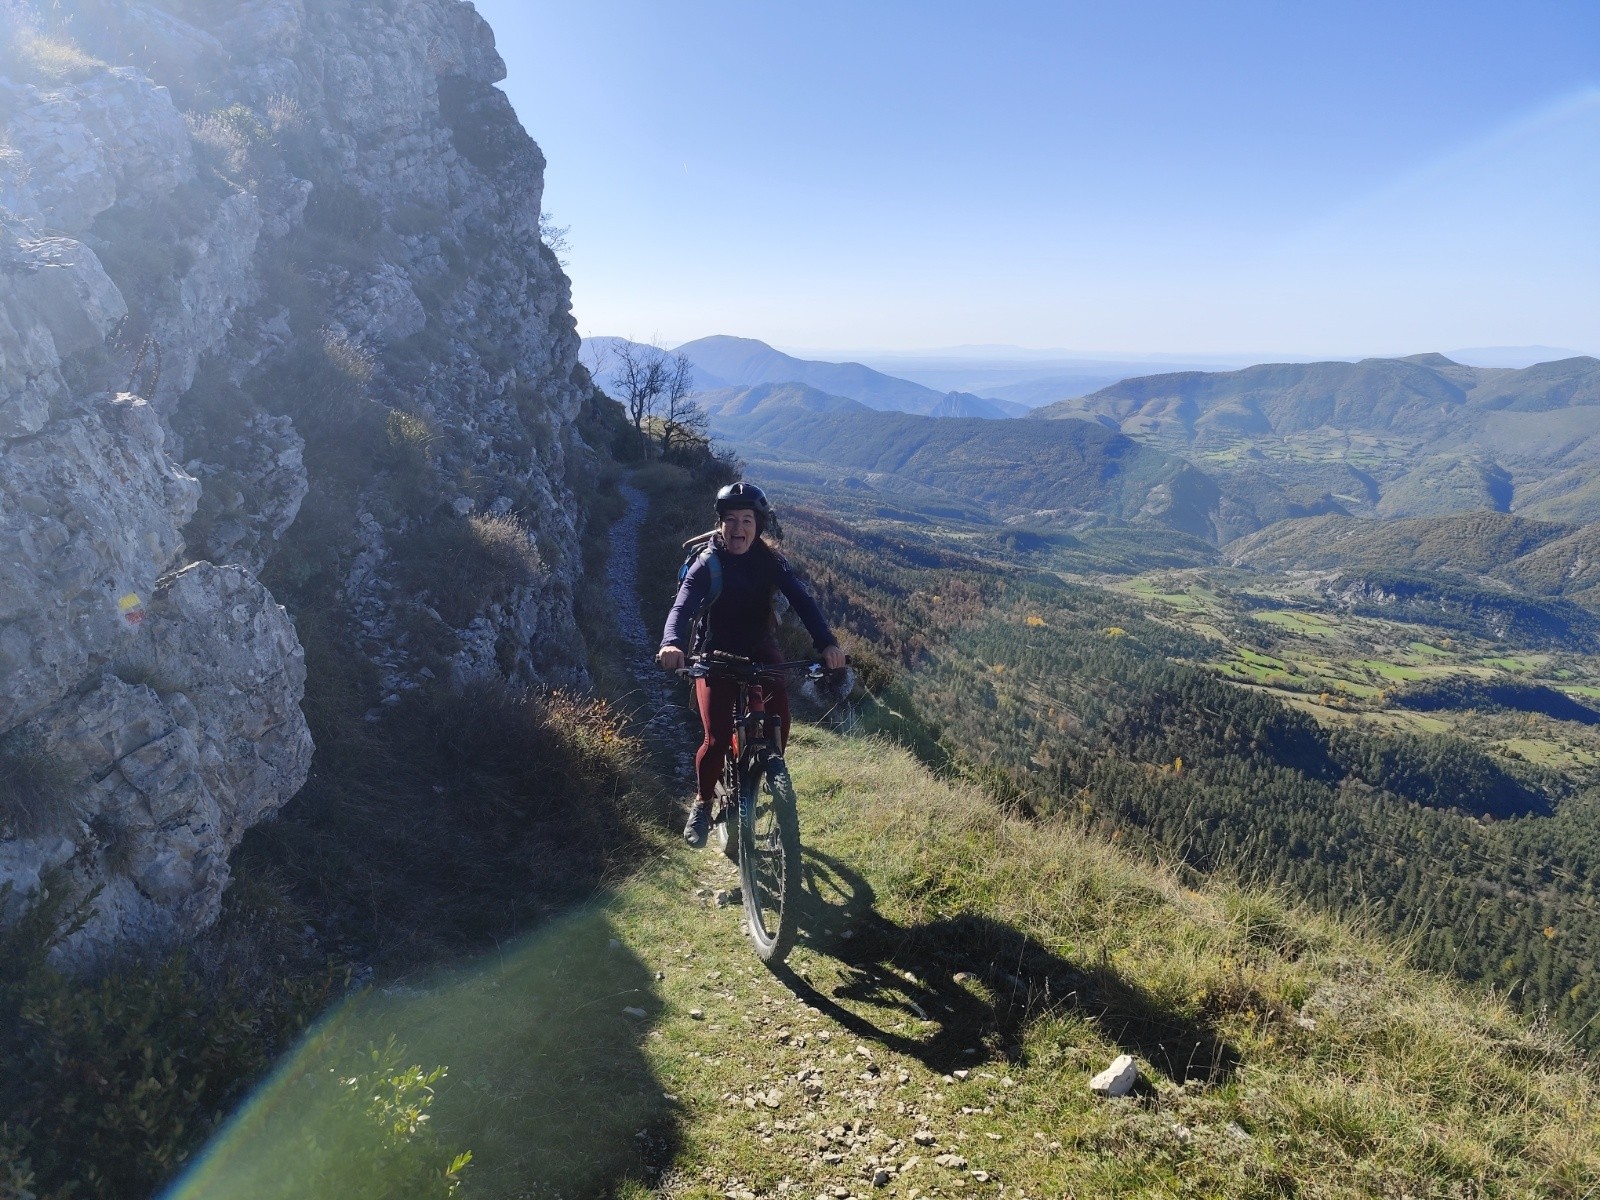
left=719, top=508, right=758, bottom=555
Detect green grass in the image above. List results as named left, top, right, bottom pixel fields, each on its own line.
left=1254, top=609, right=1336, bottom=636
left=1350, top=659, right=1433, bottom=683
left=1479, top=655, right=1547, bottom=673
left=179, top=729, right=1600, bottom=1197
left=1407, top=640, right=1452, bottom=657
left=1120, top=578, right=1208, bottom=611
left=1498, top=737, right=1597, bottom=769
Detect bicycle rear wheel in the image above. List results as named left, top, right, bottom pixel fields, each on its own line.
left=738, top=757, right=801, bottom=963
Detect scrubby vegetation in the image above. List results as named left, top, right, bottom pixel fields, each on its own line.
left=0, top=732, right=81, bottom=841
left=0, top=875, right=347, bottom=1199
left=0, top=637, right=662, bottom=1199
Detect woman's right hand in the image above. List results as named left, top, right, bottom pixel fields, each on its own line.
left=657, top=646, right=685, bottom=671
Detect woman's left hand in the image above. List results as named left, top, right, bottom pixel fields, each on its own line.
left=821, top=644, right=847, bottom=671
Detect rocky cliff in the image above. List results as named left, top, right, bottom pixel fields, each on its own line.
left=0, top=0, right=596, bottom=954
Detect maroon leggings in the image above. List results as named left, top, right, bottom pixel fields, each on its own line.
left=694, top=671, right=790, bottom=803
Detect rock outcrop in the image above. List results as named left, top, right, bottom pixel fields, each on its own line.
left=1, top=0, right=596, bottom=953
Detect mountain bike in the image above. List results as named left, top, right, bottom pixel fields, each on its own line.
left=682, top=652, right=831, bottom=963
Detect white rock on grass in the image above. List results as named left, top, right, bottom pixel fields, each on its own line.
left=1090, top=1054, right=1140, bottom=1098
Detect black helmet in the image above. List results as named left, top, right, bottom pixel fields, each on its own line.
left=715, top=481, right=772, bottom=531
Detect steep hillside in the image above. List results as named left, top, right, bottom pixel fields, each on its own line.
left=781, top=503, right=1600, bottom=1048
left=1224, top=511, right=1600, bottom=624
left=171, top=729, right=1600, bottom=1197
left=1224, top=512, right=1577, bottom=575
left=707, top=396, right=1229, bottom=540
left=0, top=0, right=600, bottom=954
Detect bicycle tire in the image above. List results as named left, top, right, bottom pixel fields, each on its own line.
left=738, top=756, right=801, bottom=963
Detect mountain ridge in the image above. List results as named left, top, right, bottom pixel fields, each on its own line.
left=585, top=334, right=1027, bottom=419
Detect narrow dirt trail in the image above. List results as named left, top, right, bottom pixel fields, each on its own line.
left=607, top=482, right=697, bottom=784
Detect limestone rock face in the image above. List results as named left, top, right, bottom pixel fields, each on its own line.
left=0, top=393, right=199, bottom=731
left=0, top=224, right=127, bottom=437
left=11, top=565, right=310, bottom=954
left=0, top=70, right=194, bottom=227
left=1, top=0, right=596, bottom=953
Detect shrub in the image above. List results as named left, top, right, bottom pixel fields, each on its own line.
left=235, top=1035, right=471, bottom=1200
left=188, top=104, right=272, bottom=183
left=0, top=730, right=81, bottom=840
left=256, top=331, right=384, bottom=484
left=233, top=675, right=654, bottom=969
left=391, top=511, right=543, bottom=627
left=304, top=178, right=381, bottom=242
left=0, top=874, right=345, bottom=1199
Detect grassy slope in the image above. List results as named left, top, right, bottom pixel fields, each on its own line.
left=181, top=727, right=1600, bottom=1198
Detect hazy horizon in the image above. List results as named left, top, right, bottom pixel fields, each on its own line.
left=591, top=333, right=1594, bottom=373
left=477, top=2, right=1598, bottom=357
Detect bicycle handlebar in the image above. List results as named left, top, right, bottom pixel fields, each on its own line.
left=677, top=653, right=848, bottom=683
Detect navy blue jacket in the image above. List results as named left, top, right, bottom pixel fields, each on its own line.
left=661, top=539, right=836, bottom=658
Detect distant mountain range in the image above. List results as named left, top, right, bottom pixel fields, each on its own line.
left=1031, top=354, right=1600, bottom=440
left=1032, top=353, right=1600, bottom=523
left=588, top=335, right=1600, bottom=535
left=697, top=382, right=1244, bottom=541
left=584, top=335, right=1027, bottom=419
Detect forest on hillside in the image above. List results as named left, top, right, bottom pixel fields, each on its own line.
left=779, top=506, right=1600, bottom=1051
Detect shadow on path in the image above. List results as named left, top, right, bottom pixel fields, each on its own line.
left=167, top=908, right=681, bottom=1199
left=770, top=848, right=1239, bottom=1086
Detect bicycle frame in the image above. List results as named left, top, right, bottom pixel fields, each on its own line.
left=683, top=653, right=825, bottom=779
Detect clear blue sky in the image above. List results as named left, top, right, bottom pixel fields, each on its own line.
left=472, top=0, right=1599, bottom=358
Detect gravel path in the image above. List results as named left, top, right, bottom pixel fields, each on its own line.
left=608, top=483, right=696, bottom=786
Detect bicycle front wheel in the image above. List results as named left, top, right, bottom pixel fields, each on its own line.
left=738, top=757, right=801, bottom=963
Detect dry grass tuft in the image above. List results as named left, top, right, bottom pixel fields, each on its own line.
left=0, top=20, right=105, bottom=85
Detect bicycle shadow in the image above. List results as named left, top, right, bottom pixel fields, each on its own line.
left=768, top=848, right=1239, bottom=1087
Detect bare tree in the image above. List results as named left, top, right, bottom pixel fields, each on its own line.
left=611, top=339, right=670, bottom=458
left=658, top=351, right=709, bottom=459
left=538, top=211, right=571, bottom=266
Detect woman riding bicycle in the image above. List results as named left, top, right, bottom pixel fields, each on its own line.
left=657, top=482, right=847, bottom=847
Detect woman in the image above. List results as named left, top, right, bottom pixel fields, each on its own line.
left=657, top=482, right=847, bottom=846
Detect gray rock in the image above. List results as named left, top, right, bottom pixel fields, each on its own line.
left=0, top=70, right=193, bottom=228
left=1089, top=1053, right=1140, bottom=1098
left=4, top=563, right=310, bottom=957
left=0, top=394, right=199, bottom=730
left=0, top=223, right=126, bottom=438
left=0, top=0, right=596, bottom=958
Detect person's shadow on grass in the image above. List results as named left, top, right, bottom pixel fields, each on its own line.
left=768, top=847, right=1239, bottom=1087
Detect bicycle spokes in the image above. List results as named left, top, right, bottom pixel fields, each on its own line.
left=738, top=759, right=800, bottom=963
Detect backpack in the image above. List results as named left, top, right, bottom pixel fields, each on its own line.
left=676, top=529, right=723, bottom=648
